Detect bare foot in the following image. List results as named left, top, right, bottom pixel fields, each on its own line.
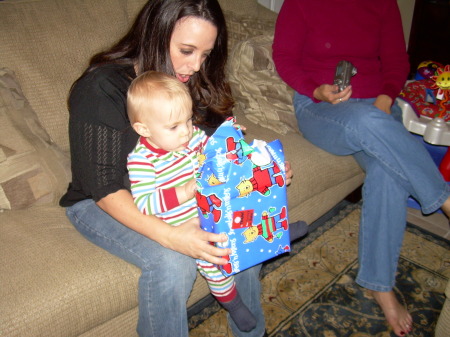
left=370, top=290, right=412, bottom=336
left=441, top=196, right=450, bottom=220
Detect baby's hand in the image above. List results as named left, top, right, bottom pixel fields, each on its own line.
left=183, top=179, right=197, bottom=200
left=175, top=179, right=197, bottom=204
left=233, top=123, right=246, bottom=132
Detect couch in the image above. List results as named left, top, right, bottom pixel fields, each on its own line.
left=0, top=0, right=364, bottom=336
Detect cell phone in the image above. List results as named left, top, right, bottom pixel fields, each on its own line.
left=334, top=60, right=357, bottom=92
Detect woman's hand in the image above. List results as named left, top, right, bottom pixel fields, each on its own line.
left=373, top=94, right=393, bottom=114
left=285, top=160, right=293, bottom=186
left=313, top=84, right=352, bottom=104
left=168, top=218, right=232, bottom=265
left=97, top=190, right=231, bottom=265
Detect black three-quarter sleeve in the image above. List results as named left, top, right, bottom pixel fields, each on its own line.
left=60, top=64, right=138, bottom=206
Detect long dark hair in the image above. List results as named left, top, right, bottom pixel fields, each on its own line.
left=87, top=0, right=233, bottom=127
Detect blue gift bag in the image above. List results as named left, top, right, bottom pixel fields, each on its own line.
left=196, top=118, right=290, bottom=276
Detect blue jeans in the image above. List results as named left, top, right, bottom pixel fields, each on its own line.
left=293, top=93, right=450, bottom=291
left=66, top=199, right=266, bottom=337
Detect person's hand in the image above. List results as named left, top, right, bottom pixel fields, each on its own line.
left=285, top=160, right=293, bottom=186
left=373, top=94, right=393, bottom=114
left=182, top=179, right=197, bottom=200
left=97, top=190, right=229, bottom=265
left=175, top=179, right=197, bottom=205
left=233, top=123, right=247, bottom=132
left=167, top=217, right=232, bottom=265
left=313, top=84, right=352, bottom=104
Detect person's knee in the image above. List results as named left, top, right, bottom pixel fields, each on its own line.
left=151, top=252, right=197, bottom=292
left=355, top=106, right=392, bottom=133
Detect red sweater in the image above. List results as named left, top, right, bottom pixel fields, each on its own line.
left=273, top=0, right=410, bottom=102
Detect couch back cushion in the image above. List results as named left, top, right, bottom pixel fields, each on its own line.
left=0, top=0, right=139, bottom=152
left=218, top=0, right=277, bottom=21
left=0, top=69, right=71, bottom=210
left=0, top=0, right=275, bottom=152
left=228, top=34, right=298, bottom=135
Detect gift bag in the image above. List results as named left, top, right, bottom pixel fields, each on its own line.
left=196, top=117, right=290, bottom=276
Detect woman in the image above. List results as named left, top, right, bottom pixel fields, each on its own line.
left=273, top=0, right=450, bottom=336
left=60, top=1, right=284, bottom=336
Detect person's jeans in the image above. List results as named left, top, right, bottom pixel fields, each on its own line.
left=293, top=93, right=450, bottom=291
left=66, top=199, right=266, bottom=337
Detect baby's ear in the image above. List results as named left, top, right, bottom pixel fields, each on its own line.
left=132, top=122, right=151, bottom=137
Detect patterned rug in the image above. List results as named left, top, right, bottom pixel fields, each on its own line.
left=188, top=202, right=450, bottom=336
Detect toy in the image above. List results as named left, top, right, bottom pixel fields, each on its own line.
left=431, top=64, right=450, bottom=118
left=399, top=62, right=450, bottom=182
left=399, top=61, right=450, bottom=132
left=430, top=64, right=450, bottom=180
left=415, top=60, right=443, bottom=80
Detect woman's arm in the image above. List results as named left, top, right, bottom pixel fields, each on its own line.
left=96, top=189, right=231, bottom=265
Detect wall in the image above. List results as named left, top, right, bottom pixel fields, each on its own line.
left=397, top=0, right=415, bottom=48
left=257, top=0, right=284, bottom=13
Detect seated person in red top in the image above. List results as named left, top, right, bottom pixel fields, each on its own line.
left=273, top=0, right=450, bottom=335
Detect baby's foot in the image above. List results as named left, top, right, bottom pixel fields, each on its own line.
left=221, top=293, right=256, bottom=332
left=371, top=290, right=412, bottom=336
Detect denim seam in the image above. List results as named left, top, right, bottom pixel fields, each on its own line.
left=355, top=277, right=393, bottom=292
left=422, top=183, right=450, bottom=214
left=140, top=270, right=159, bottom=337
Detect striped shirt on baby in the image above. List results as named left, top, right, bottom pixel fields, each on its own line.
left=127, top=126, right=208, bottom=225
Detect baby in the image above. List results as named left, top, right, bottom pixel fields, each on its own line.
left=126, top=71, right=256, bottom=332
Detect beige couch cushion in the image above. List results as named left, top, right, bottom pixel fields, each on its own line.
left=0, top=69, right=71, bottom=210
left=0, top=205, right=141, bottom=337
left=218, top=0, right=277, bottom=21
left=224, top=11, right=275, bottom=54
left=229, top=35, right=298, bottom=135
left=0, top=0, right=134, bottom=152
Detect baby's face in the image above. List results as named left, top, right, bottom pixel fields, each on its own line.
left=142, top=98, right=194, bottom=152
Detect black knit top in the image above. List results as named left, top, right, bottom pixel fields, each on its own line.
left=59, top=64, right=138, bottom=207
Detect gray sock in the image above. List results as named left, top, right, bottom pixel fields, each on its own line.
left=289, top=220, right=309, bottom=242
left=220, top=292, right=257, bottom=332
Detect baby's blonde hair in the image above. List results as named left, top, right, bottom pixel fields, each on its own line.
left=127, top=71, right=192, bottom=124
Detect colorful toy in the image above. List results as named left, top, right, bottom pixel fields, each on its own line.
left=431, top=64, right=450, bottom=118
left=399, top=62, right=450, bottom=182
left=196, top=117, right=290, bottom=276
left=399, top=62, right=450, bottom=121
left=415, top=60, right=443, bottom=80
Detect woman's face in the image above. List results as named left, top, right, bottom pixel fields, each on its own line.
left=170, top=16, right=217, bottom=83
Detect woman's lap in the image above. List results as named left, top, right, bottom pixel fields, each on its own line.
left=65, top=199, right=266, bottom=337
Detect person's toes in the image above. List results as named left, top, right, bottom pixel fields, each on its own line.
left=371, top=290, right=412, bottom=336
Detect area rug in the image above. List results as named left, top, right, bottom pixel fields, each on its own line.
left=188, top=202, right=450, bottom=336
